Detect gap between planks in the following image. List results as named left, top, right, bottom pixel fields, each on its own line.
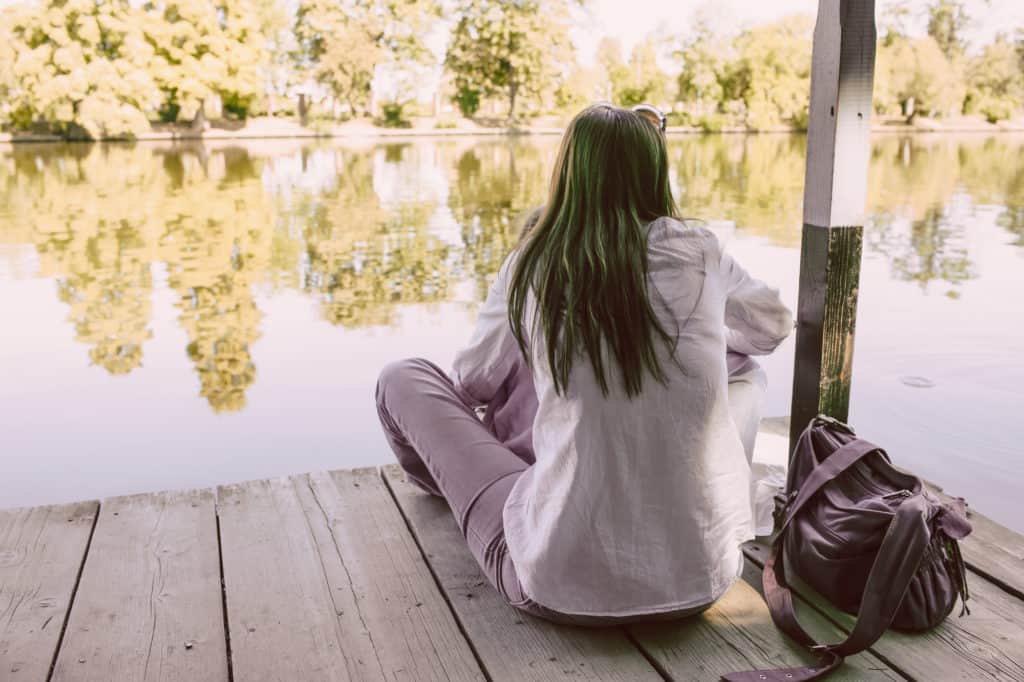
left=46, top=502, right=100, bottom=682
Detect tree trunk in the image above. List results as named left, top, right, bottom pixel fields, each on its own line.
left=508, top=82, right=518, bottom=122
left=191, top=104, right=207, bottom=132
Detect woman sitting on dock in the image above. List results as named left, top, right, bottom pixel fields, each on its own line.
left=375, top=103, right=793, bottom=625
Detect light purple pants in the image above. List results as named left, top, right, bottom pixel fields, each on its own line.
left=375, top=353, right=761, bottom=625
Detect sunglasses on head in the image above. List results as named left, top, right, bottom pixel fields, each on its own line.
left=632, top=104, right=667, bottom=133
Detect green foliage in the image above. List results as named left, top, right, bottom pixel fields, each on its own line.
left=157, top=100, right=181, bottom=123
left=729, top=15, right=813, bottom=130
left=377, top=101, right=412, bottom=128
left=222, top=92, right=254, bottom=119
left=0, top=0, right=159, bottom=138
left=0, top=0, right=1021, bottom=135
left=293, top=0, right=437, bottom=117
left=618, top=42, right=669, bottom=107
left=454, top=85, right=481, bottom=117
left=0, top=0, right=285, bottom=136
left=593, top=37, right=669, bottom=108
left=596, top=37, right=629, bottom=103
left=673, top=14, right=813, bottom=130
left=676, top=28, right=727, bottom=116
left=144, top=0, right=276, bottom=123
left=552, top=65, right=603, bottom=114
left=963, top=36, right=1023, bottom=123
left=445, top=0, right=575, bottom=120
left=875, top=34, right=966, bottom=119
left=927, top=0, right=970, bottom=60
left=695, top=113, right=729, bottom=133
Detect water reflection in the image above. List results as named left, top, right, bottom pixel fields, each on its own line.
left=1, top=134, right=1023, bottom=414
left=446, top=141, right=555, bottom=290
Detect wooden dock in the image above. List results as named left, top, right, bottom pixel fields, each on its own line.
left=2, top=461, right=1023, bottom=681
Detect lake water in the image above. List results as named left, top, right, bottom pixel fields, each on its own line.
left=2, top=134, right=1022, bottom=533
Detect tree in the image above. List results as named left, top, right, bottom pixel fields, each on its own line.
left=926, top=0, right=970, bottom=60
left=445, top=0, right=574, bottom=121
left=676, top=26, right=729, bottom=116
left=552, top=64, right=603, bottom=113
left=964, top=35, right=1023, bottom=122
left=728, top=15, right=814, bottom=130
left=875, top=35, right=965, bottom=119
left=880, top=0, right=913, bottom=43
left=143, top=0, right=279, bottom=123
left=0, top=0, right=159, bottom=138
left=618, top=41, right=668, bottom=107
left=592, top=37, right=666, bottom=107
left=293, top=0, right=437, bottom=118
left=595, top=37, right=629, bottom=103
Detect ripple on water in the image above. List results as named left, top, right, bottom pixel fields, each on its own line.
left=899, top=376, right=936, bottom=388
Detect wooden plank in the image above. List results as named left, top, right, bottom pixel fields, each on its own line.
left=924, top=483, right=1024, bottom=602
left=51, top=489, right=228, bottom=681
left=959, top=508, right=1024, bottom=602
left=629, top=559, right=901, bottom=680
left=305, top=469, right=483, bottom=680
left=1, top=501, right=96, bottom=680
left=790, top=0, right=877, bottom=449
left=744, top=539, right=1024, bottom=680
left=218, top=471, right=483, bottom=681
left=382, top=465, right=661, bottom=681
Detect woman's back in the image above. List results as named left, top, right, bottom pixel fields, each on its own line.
left=489, top=217, right=792, bottom=615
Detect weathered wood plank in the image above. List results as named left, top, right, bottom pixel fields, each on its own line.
left=382, top=465, right=661, bottom=681
left=630, top=559, right=901, bottom=681
left=305, top=469, right=483, bottom=680
left=0, top=501, right=96, bottom=681
left=218, top=471, right=483, bottom=681
left=959, top=509, right=1024, bottom=602
left=924, top=484, right=1024, bottom=602
left=51, top=489, right=227, bottom=681
left=744, top=539, right=1024, bottom=680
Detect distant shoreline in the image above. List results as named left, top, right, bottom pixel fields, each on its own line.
left=4, top=115, right=1024, bottom=145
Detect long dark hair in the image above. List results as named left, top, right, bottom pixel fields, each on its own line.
left=507, top=104, right=679, bottom=398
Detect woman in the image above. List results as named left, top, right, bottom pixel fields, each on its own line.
left=376, top=104, right=792, bottom=625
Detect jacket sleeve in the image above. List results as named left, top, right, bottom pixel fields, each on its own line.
left=720, top=248, right=794, bottom=356
left=450, top=254, right=522, bottom=407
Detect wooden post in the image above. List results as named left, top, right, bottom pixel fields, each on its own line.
left=789, top=0, right=877, bottom=450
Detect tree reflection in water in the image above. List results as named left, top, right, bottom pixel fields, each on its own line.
left=1, top=133, right=1023, bottom=413
left=445, top=139, right=553, bottom=294
left=290, top=143, right=453, bottom=328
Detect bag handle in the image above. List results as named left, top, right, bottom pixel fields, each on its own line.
left=777, top=436, right=887, bottom=535
left=722, top=436, right=931, bottom=681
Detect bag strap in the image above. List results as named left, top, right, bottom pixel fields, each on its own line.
left=722, top=439, right=931, bottom=681
left=777, top=437, right=888, bottom=535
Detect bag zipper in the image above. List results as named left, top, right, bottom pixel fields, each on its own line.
left=881, top=489, right=912, bottom=499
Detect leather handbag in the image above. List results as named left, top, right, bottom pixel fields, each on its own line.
left=724, top=415, right=973, bottom=681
